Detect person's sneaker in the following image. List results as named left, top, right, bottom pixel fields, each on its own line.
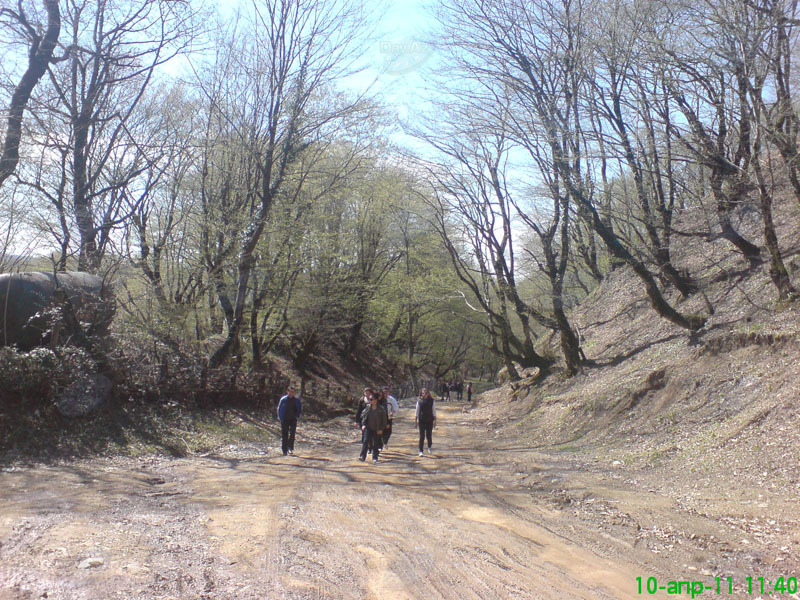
left=288, top=449, right=294, bottom=455
left=359, top=456, right=366, bottom=462
left=372, top=459, right=378, bottom=463
left=283, top=452, right=288, bottom=456
left=427, top=447, right=432, bottom=454
left=383, top=442, right=388, bottom=449
left=418, top=451, right=424, bottom=457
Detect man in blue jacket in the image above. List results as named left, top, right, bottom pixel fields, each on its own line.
left=277, top=386, right=302, bottom=456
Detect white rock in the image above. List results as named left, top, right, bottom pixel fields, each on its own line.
left=78, top=557, right=104, bottom=569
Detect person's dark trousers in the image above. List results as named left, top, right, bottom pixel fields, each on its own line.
left=418, top=420, right=433, bottom=452
left=360, top=429, right=381, bottom=461
left=361, top=426, right=377, bottom=449
left=382, top=419, right=393, bottom=445
left=281, top=418, right=297, bottom=455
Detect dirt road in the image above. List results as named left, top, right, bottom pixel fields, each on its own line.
left=0, top=401, right=780, bottom=600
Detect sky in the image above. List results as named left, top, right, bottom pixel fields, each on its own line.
left=358, top=0, right=440, bottom=150
left=214, top=0, right=440, bottom=149
left=353, top=0, right=438, bottom=117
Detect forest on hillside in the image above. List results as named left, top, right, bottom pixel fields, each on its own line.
left=1, top=0, right=799, bottom=411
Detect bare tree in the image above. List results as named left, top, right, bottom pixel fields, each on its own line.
left=19, top=0, right=201, bottom=272
left=129, top=85, right=207, bottom=312
left=723, top=0, right=798, bottom=299
left=739, top=0, right=800, bottom=209
left=588, top=0, right=697, bottom=297
left=434, top=0, right=706, bottom=333
left=649, top=0, right=763, bottom=264
left=0, top=0, right=60, bottom=189
left=0, top=184, right=40, bottom=271
left=420, top=131, right=557, bottom=380
left=195, top=0, right=372, bottom=367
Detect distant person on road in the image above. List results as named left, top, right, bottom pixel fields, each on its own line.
left=466, top=381, right=473, bottom=403
left=456, top=380, right=463, bottom=401
left=360, top=393, right=387, bottom=463
left=277, top=386, right=302, bottom=456
left=440, top=381, right=449, bottom=401
left=382, top=386, right=399, bottom=448
left=415, top=387, right=437, bottom=456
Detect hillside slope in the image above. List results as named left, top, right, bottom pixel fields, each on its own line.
left=472, top=196, right=800, bottom=580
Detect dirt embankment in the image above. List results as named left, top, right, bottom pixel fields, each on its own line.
left=463, top=198, right=800, bottom=599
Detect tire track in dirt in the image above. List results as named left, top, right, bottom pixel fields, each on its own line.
left=226, top=402, right=646, bottom=600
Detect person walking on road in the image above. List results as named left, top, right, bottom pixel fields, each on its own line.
left=382, top=386, right=399, bottom=448
left=375, top=388, right=388, bottom=415
left=360, top=393, right=387, bottom=463
left=277, top=386, right=302, bottom=456
left=355, top=387, right=373, bottom=454
left=415, top=387, right=436, bottom=456
left=466, top=381, right=473, bottom=403
left=355, top=387, right=372, bottom=431
left=374, top=389, right=388, bottom=452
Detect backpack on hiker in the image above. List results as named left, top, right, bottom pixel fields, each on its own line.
left=284, top=397, right=297, bottom=421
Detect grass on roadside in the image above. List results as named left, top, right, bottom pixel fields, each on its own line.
left=0, top=399, right=280, bottom=465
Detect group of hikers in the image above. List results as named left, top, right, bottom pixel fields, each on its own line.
left=353, top=386, right=438, bottom=462
left=276, top=383, right=456, bottom=462
left=439, top=380, right=472, bottom=402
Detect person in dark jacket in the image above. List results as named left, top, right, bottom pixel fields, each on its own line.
left=277, top=386, right=302, bottom=456
left=415, top=387, right=437, bottom=456
left=355, top=387, right=372, bottom=429
left=374, top=389, right=389, bottom=449
left=359, top=394, right=387, bottom=463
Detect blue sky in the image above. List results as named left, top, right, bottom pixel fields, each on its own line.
left=354, top=0, right=439, bottom=149
left=214, top=0, right=439, bottom=147
left=359, top=0, right=437, bottom=102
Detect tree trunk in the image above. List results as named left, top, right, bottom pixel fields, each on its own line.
left=568, top=177, right=706, bottom=331
left=498, top=329, right=521, bottom=382
left=761, top=196, right=796, bottom=301
left=753, top=153, right=797, bottom=301
left=73, top=112, right=100, bottom=272
left=554, top=306, right=580, bottom=376
left=208, top=286, right=222, bottom=334
left=655, top=248, right=697, bottom=297
left=250, top=301, right=262, bottom=368
left=0, top=0, right=61, bottom=190
left=709, top=173, right=762, bottom=263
